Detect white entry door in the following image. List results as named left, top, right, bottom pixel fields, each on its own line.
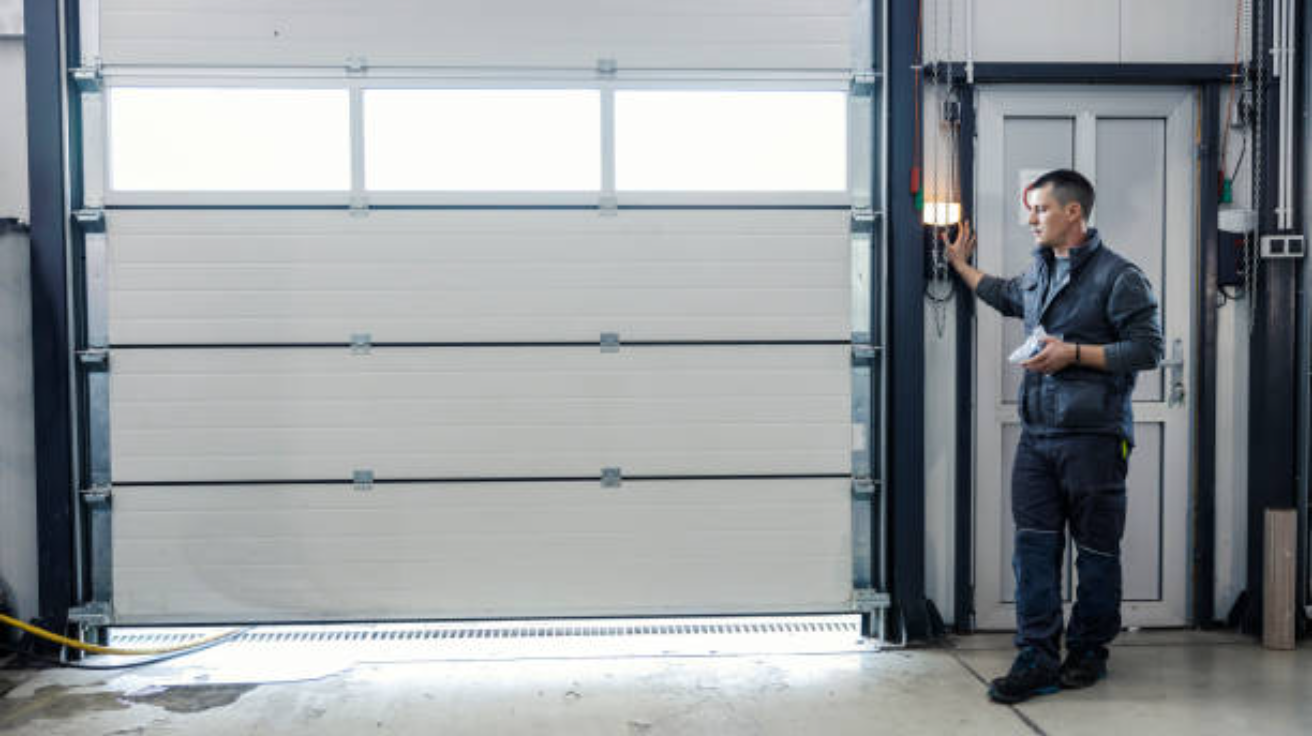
left=973, top=87, right=1195, bottom=629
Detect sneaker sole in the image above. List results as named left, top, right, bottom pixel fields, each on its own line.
left=988, top=684, right=1060, bottom=705
left=1059, top=673, right=1106, bottom=690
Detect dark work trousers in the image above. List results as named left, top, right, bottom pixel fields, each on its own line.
left=1011, top=432, right=1129, bottom=665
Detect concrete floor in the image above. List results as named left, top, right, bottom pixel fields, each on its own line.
left=1, top=630, right=1308, bottom=735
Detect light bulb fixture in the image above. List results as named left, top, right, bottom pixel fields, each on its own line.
left=922, top=201, right=962, bottom=226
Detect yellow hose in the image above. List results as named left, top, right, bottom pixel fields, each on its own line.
left=1, top=612, right=242, bottom=656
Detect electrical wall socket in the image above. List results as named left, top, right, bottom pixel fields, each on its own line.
left=1260, top=234, right=1306, bottom=259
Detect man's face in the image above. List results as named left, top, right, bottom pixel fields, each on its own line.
left=1026, top=183, right=1083, bottom=248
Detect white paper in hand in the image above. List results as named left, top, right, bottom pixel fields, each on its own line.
left=1008, top=326, right=1049, bottom=364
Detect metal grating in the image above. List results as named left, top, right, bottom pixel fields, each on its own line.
left=109, top=617, right=862, bottom=647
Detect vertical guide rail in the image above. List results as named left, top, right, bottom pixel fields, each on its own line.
left=68, top=0, right=114, bottom=638
left=849, top=0, right=891, bottom=639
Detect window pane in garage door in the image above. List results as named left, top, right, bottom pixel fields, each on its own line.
left=108, top=88, right=350, bottom=191
left=365, top=89, right=601, bottom=191
left=615, top=91, right=847, bottom=191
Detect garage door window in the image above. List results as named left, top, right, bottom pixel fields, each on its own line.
left=615, top=91, right=847, bottom=191
left=365, top=89, right=601, bottom=191
left=108, top=88, right=351, bottom=191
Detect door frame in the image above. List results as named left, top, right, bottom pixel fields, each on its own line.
left=970, top=84, right=1198, bottom=631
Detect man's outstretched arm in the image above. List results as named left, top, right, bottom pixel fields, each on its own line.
left=945, top=220, right=1024, bottom=318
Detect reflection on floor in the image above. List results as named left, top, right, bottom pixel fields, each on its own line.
left=1, top=629, right=1307, bottom=735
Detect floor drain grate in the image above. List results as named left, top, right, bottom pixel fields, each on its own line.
left=109, top=616, right=862, bottom=647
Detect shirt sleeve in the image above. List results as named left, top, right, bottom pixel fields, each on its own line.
left=1102, top=266, right=1164, bottom=374
left=975, top=274, right=1026, bottom=319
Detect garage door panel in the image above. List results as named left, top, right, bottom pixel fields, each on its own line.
left=110, top=346, right=851, bottom=481
left=106, top=210, right=850, bottom=343
left=112, top=479, right=852, bottom=622
left=101, top=0, right=853, bottom=69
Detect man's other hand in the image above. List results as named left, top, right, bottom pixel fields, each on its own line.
left=1021, top=336, right=1077, bottom=375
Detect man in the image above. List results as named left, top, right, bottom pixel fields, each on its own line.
left=945, top=169, right=1163, bottom=704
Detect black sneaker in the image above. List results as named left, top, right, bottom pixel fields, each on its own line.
left=988, top=648, right=1061, bottom=704
left=1059, top=649, right=1108, bottom=689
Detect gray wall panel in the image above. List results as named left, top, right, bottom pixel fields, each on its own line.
left=0, top=231, right=37, bottom=621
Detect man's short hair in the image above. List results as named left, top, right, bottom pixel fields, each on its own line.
left=1031, top=169, right=1095, bottom=221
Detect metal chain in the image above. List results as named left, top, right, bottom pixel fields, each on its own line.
left=1247, top=0, right=1265, bottom=331
left=925, top=0, right=954, bottom=338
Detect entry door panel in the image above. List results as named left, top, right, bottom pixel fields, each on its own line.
left=975, top=87, right=1193, bottom=629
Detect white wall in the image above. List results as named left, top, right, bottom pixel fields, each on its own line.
left=0, top=35, right=27, bottom=222
left=924, top=300, right=958, bottom=623
left=921, top=83, right=961, bottom=624
left=0, top=230, right=37, bottom=624
left=924, top=0, right=1245, bottom=65
left=0, top=9, right=37, bottom=623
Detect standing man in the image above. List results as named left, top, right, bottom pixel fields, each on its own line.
left=945, top=169, right=1163, bottom=704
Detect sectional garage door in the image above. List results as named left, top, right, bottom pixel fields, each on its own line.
left=77, top=0, right=876, bottom=623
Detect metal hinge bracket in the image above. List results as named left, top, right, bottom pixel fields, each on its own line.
left=350, top=333, right=372, bottom=355
left=77, top=348, right=110, bottom=369
left=346, top=56, right=368, bottom=76
left=80, top=484, right=112, bottom=505
left=850, top=71, right=880, bottom=97
left=600, top=332, right=621, bottom=353
left=601, top=467, right=623, bottom=488
left=73, top=209, right=106, bottom=233
left=353, top=469, right=374, bottom=491
left=852, top=588, right=891, bottom=613
left=852, top=335, right=879, bottom=367
left=68, top=601, right=114, bottom=627
left=596, top=58, right=618, bottom=78
left=70, top=60, right=103, bottom=93
left=852, top=478, right=878, bottom=500
left=851, top=206, right=878, bottom=234
left=349, top=196, right=370, bottom=217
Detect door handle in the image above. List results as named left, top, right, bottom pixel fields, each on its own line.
left=1161, top=338, right=1185, bottom=407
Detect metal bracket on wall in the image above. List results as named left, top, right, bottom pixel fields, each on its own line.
left=349, top=196, right=370, bottom=217
left=350, top=333, right=373, bottom=355
left=346, top=56, right=368, bottom=76
left=600, top=332, right=621, bottom=353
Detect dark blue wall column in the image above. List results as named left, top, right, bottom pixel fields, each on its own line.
left=1244, top=0, right=1305, bottom=637
left=24, top=0, right=76, bottom=629
left=887, top=0, right=930, bottom=640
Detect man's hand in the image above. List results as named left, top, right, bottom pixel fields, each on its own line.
left=1021, top=336, right=1077, bottom=375
left=943, top=219, right=976, bottom=267
left=943, top=220, right=984, bottom=291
